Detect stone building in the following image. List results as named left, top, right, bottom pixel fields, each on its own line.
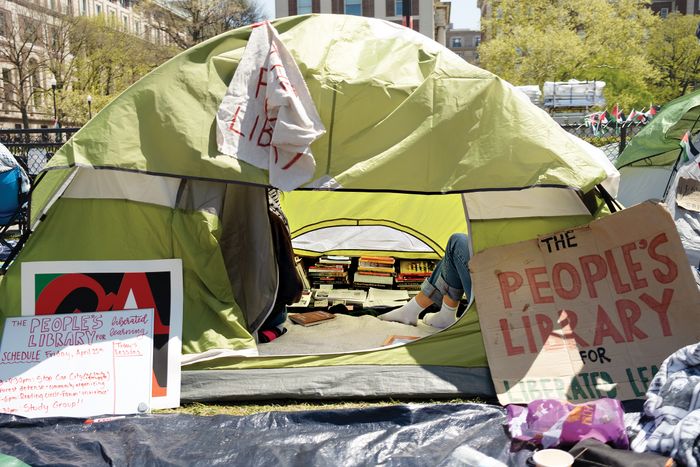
left=274, top=0, right=452, bottom=44
left=649, top=0, right=698, bottom=16
left=0, top=0, right=173, bottom=128
left=445, top=27, right=480, bottom=65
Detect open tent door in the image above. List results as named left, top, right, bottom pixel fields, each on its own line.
left=282, top=191, right=467, bottom=259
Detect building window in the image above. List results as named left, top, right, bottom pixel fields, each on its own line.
left=134, top=21, right=140, bottom=34
left=30, top=65, right=41, bottom=109
left=451, top=37, right=462, bottom=48
left=395, top=1, right=402, bottom=16
left=0, top=11, right=6, bottom=38
left=659, top=7, right=669, bottom=18
left=80, top=0, right=87, bottom=14
left=48, top=26, right=59, bottom=48
left=122, top=15, right=128, bottom=30
left=473, top=36, right=481, bottom=47
left=19, top=17, right=42, bottom=42
left=2, top=69, right=13, bottom=107
left=96, top=3, right=102, bottom=14
left=297, top=0, right=312, bottom=14
left=344, top=0, right=361, bottom=16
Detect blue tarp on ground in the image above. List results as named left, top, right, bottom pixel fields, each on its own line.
left=0, top=403, right=531, bottom=466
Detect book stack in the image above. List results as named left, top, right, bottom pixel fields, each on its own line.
left=307, top=255, right=351, bottom=288
left=395, top=259, right=436, bottom=290
left=353, top=256, right=396, bottom=288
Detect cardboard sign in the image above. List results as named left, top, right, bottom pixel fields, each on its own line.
left=470, top=202, right=700, bottom=404
left=676, top=177, right=700, bottom=212
left=0, top=309, right=153, bottom=418
left=20, top=260, right=183, bottom=409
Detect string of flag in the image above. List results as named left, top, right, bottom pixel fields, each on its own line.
left=582, top=104, right=659, bottom=136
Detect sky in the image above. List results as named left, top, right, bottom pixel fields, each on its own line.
left=257, top=0, right=480, bottom=30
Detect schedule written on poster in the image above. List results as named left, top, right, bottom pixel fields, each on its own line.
left=0, top=309, right=154, bottom=418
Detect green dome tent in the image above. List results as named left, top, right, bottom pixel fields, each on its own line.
left=0, top=15, right=614, bottom=401
left=615, top=89, right=700, bottom=206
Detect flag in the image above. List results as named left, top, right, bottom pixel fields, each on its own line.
left=680, top=131, right=700, bottom=163
left=216, top=21, right=326, bottom=191
left=644, top=105, right=658, bottom=121
left=610, top=104, right=624, bottom=125
left=586, top=112, right=603, bottom=136
left=626, top=109, right=646, bottom=125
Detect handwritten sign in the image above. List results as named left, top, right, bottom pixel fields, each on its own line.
left=676, top=177, right=700, bottom=212
left=216, top=21, right=325, bottom=191
left=0, top=309, right=153, bottom=418
left=20, top=259, right=183, bottom=409
left=470, top=202, right=700, bottom=404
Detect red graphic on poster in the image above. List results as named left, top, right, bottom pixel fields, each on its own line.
left=34, top=271, right=171, bottom=397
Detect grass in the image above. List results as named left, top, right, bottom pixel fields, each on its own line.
left=155, top=398, right=485, bottom=417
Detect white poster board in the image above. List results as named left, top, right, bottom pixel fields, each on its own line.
left=20, top=259, right=183, bottom=409
left=0, top=309, right=153, bottom=418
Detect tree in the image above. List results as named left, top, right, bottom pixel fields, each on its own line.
left=478, top=0, right=660, bottom=109
left=136, top=0, right=265, bottom=50
left=51, top=16, right=176, bottom=124
left=0, top=9, right=53, bottom=128
left=647, top=13, right=700, bottom=102
left=43, top=15, right=86, bottom=91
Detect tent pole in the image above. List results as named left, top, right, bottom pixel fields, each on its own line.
left=324, top=87, right=337, bottom=176
left=663, top=148, right=685, bottom=199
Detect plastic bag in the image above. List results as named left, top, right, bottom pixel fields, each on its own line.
left=506, top=398, right=629, bottom=449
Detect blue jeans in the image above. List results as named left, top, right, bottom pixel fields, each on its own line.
left=421, top=233, right=472, bottom=306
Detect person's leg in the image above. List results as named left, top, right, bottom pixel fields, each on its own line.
left=377, top=290, right=433, bottom=325
left=378, top=258, right=447, bottom=325
left=440, top=233, right=472, bottom=297
left=423, top=233, right=471, bottom=329
left=379, top=234, right=471, bottom=328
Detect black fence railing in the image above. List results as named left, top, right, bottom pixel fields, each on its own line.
left=559, top=123, right=647, bottom=162
left=0, top=122, right=646, bottom=182
left=0, top=128, right=79, bottom=176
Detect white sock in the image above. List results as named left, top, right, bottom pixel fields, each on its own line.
left=424, top=302, right=458, bottom=329
left=378, top=298, right=426, bottom=325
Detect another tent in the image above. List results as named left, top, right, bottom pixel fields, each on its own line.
left=615, top=90, right=700, bottom=206
left=0, top=15, right=616, bottom=401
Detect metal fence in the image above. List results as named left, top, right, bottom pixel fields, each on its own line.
left=559, top=123, right=647, bottom=162
left=0, top=122, right=646, bottom=182
left=0, top=128, right=79, bottom=177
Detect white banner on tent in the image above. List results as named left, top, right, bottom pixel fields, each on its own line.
left=216, top=21, right=325, bottom=191
left=0, top=309, right=153, bottom=418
